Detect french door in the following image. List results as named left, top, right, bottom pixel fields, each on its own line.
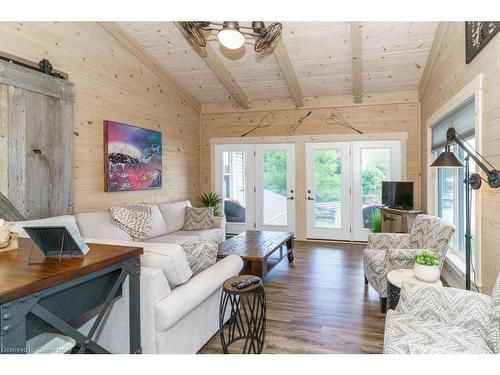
left=255, top=144, right=296, bottom=232
left=305, top=142, right=352, bottom=240
left=351, top=141, right=401, bottom=241
left=305, top=140, right=401, bottom=241
left=214, top=144, right=295, bottom=235
left=214, top=144, right=255, bottom=235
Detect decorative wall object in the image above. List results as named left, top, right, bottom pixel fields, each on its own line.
left=241, top=112, right=277, bottom=137
left=285, top=111, right=312, bottom=135
left=0, top=60, right=74, bottom=220
left=325, top=107, right=364, bottom=134
left=465, top=21, right=500, bottom=64
left=104, top=121, right=162, bottom=192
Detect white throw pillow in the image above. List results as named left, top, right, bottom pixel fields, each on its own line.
left=158, top=201, right=192, bottom=233
left=85, top=238, right=192, bottom=288
left=142, top=205, right=169, bottom=240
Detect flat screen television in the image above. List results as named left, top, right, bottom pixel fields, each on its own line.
left=382, top=181, right=414, bottom=210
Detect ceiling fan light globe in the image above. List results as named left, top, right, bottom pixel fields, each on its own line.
left=218, top=28, right=245, bottom=49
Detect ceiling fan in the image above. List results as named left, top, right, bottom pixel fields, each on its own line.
left=178, top=21, right=283, bottom=52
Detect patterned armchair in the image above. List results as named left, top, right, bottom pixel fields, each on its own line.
left=383, top=274, right=500, bottom=354
left=363, top=214, right=455, bottom=311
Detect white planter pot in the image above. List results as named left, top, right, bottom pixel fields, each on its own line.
left=413, top=263, right=441, bottom=283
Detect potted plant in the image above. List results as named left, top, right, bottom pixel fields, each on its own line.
left=370, top=210, right=382, bottom=233
left=413, top=251, right=441, bottom=282
left=200, top=192, right=223, bottom=217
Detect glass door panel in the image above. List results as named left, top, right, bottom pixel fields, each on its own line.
left=352, top=141, right=401, bottom=241
left=222, top=150, right=247, bottom=223
left=314, top=149, right=342, bottom=229
left=256, top=144, right=295, bottom=232
left=214, top=144, right=254, bottom=235
left=306, top=142, right=351, bottom=240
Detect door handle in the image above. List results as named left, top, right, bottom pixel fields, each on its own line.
left=287, top=196, right=295, bottom=200
left=307, top=197, right=314, bottom=201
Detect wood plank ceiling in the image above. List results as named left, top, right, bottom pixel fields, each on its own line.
left=120, top=21, right=438, bottom=106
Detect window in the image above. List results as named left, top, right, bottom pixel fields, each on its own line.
left=435, top=139, right=476, bottom=260
left=432, top=97, right=476, bottom=262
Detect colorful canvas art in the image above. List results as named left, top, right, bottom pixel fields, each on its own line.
left=104, top=121, right=162, bottom=191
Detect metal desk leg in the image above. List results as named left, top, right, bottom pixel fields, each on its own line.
left=126, top=256, right=141, bottom=354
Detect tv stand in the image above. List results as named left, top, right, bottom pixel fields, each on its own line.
left=381, top=207, right=424, bottom=234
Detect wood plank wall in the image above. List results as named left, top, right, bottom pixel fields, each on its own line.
left=419, top=22, right=500, bottom=293
left=0, top=22, right=200, bottom=213
left=201, top=96, right=420, bottom=240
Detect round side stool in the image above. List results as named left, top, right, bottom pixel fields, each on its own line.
left=387, top=269, right=443, bottom=310
left=219, top=275, right=266, bottom=354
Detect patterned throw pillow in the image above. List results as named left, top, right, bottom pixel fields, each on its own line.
left=183, top=207, right=214, bottom=231
left=109, top=204, right=152, bottom=240
left=181, top=240, right=219, bottom=275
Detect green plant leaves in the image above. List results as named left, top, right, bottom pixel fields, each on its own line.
left=200, top=192, right=222, bottom=217
left=414, top=250, right=440, bottom=266
left=370, top=210, right=382, bottom=233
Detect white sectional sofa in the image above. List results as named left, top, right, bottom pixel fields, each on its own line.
left=76, top=200, right=226, bottom=244
left=10, top=200, right=242, bottom=354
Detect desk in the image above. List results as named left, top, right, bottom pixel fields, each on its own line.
left=0, top=238, right=143, bottom=354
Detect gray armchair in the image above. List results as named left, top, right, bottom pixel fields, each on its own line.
left=383, top=274, right=500, bottom=354
left=363, top=214, right=455, bottom=312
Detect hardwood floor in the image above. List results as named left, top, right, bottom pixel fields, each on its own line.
left=200, top=240, right=386, bottom=354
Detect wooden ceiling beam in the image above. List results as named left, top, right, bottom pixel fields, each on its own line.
left=98, top=22, right=201, bottom=112
left=200, top=90, right=419, bottom=114
left=273, top=38, right=304, bottom=107
left=350, top=22, right=363, bottom=104
left=174, top=22, right=250, bottom=109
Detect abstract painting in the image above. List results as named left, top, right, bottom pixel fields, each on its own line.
left=104, top=121, right=162, bottom=192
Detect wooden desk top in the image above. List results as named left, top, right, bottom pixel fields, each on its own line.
left=218, top=230, right=293, bottom=261
left=0, top=238, right=143, bottom=304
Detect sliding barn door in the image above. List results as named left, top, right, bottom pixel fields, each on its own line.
left=0, top=60, right=74, bottom=219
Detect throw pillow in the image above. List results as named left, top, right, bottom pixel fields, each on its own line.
left=183, top=207, right=214, bottom=231
left=181, top=240, right=219, bottom=276
left=109, top=204, right=152, bottom=240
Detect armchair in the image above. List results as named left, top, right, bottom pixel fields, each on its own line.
left=383, top=274, right=500, bottom=354
left=363, top=214, right=455, bottom=312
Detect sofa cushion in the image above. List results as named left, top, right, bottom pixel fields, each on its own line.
left=84, top=238, right=192, bottom=288
left=174, top=228, right=221, bottom=241
left=183, top=207, right=213, bottom=231
left=145, top=233, right=199, bottom=245
left=10, top=215, right=78, bottom=238
left=76, top=212, right=133, bottom=241
left=383, top=310, right=493, bottom=354
left=181, top=240, right=219, bottom=276
left=159, top=201, right=191, bottom=233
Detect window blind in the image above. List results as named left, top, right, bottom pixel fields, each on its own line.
left=431, top=97, right=475, bottom=152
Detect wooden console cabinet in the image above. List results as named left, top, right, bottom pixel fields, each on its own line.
left=381, top=207, right=424, bottom=234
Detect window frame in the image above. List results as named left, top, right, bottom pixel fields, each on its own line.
left=426, top=74, right=482, bottom=287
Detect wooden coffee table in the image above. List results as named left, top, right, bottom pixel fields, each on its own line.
left=218, top=230, right=294, bottom=278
